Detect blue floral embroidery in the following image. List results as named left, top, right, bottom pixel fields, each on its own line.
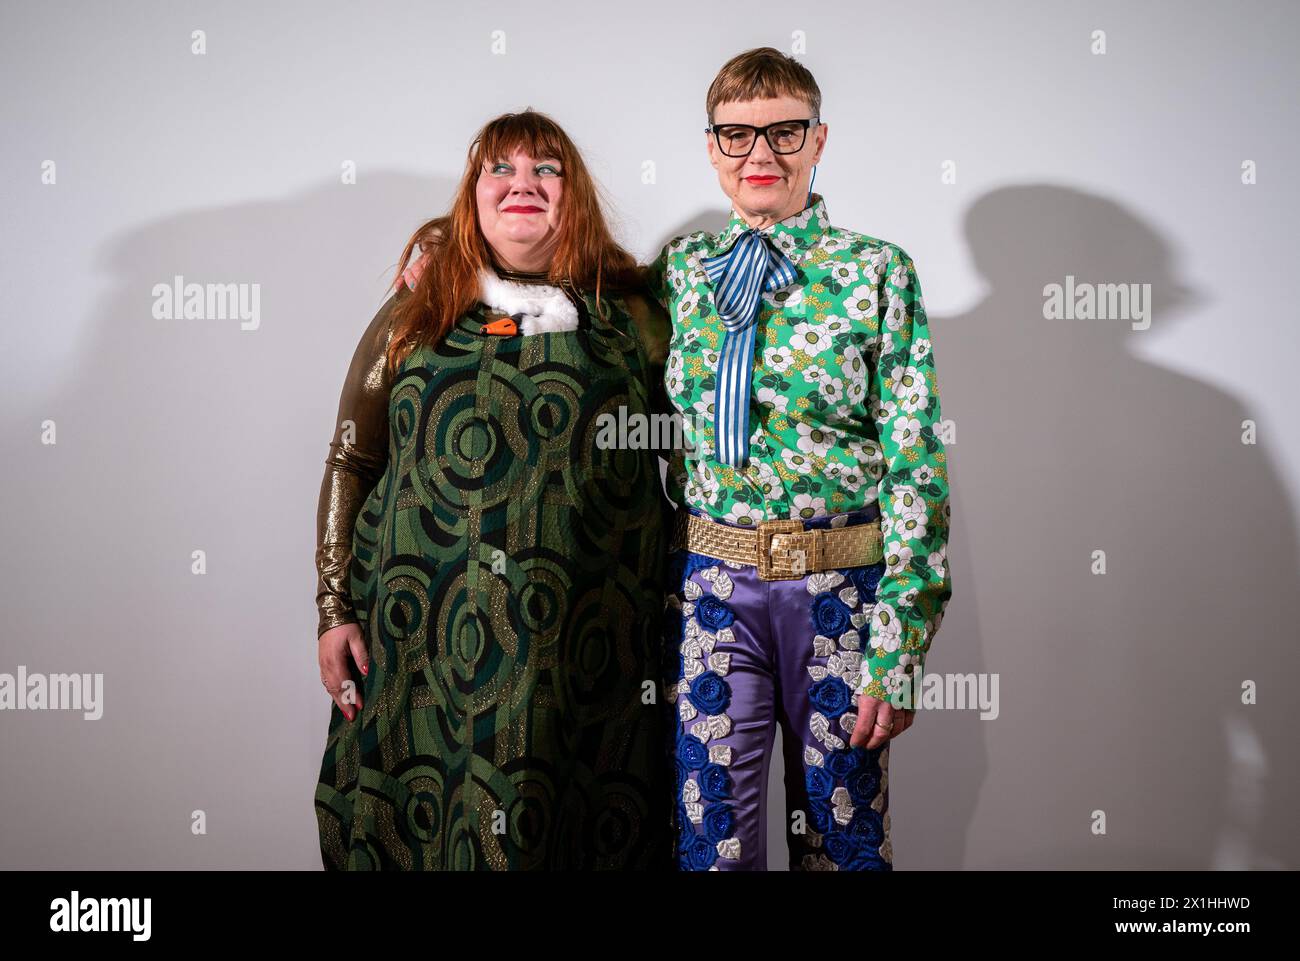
left=810, top=591, right=853, bottom=636
left=846, top=764, right=882, bottom=805
left=822, top=831, right=855, bottom=865
left=844, top=810, right=889, bottom=870
left=698, top=762, right=731, bottom=801
left=808, top=748, right=889, bottom=870
left=802, top=568, right=892, bottom=872
left=676, top=801, right=693, bottom=849
left=695, top=594, right=736, bottom=632
left=808, top=675, right=853, bottom=718
left=847, top=807, right=885, bottom=849
left=673, top=548, right=726, bottom=583
left=668, top=552, right=742, bottom=869
left=687, top=670, right=731, bottom=715
left=824, top=747, right=861, bottom=779
left=683, top=834, right=717, bottom=870
left=845, top=561, right=886, bottom=604
left=808, top=798, right=834, bottom=834
left=805, top=765, right=834, bottom=802
left=701, top=802, right=735, bottom=843
left=676, top=731, right=709, bottom=771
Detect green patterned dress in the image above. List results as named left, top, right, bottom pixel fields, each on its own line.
left=315, top=284, right=673, bottom=870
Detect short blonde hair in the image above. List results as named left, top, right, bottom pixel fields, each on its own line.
left=705, top=47, right=822, bottom=124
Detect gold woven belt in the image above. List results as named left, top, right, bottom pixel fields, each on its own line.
left=669, top=509, right=884, bottom=580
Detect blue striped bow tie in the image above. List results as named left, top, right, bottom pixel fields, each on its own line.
left=702, top=228, right=798, bottom=467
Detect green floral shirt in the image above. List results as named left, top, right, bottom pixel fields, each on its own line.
left=644, top=193, right=952, bottom=700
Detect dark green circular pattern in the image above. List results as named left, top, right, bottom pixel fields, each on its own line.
left=315, top=297, right=673, bottom=870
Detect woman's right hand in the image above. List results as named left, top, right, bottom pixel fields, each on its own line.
left=318, top=622, right=368, bottom=721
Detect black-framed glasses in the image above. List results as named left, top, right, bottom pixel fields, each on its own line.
left=706, top=118, right=820, bottom=157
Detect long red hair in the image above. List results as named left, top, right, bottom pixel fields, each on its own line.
left=385, top=109, right=641, bottom=373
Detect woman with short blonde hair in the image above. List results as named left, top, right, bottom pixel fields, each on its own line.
left=649, top=47, right=953, bottom=871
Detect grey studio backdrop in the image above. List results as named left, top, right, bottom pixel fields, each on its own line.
left=1, top=0, right=1296, bottom=870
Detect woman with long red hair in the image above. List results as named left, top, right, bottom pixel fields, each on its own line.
left=312, top=110, right=673, bottom=870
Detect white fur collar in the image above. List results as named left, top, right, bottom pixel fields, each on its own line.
left=478, top=268, right=579, bottom=335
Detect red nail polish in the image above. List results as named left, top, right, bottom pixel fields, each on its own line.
left=361, top=663, right=369, bottom=676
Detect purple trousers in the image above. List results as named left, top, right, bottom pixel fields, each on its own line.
left=663, top=503, right=892, bottom=871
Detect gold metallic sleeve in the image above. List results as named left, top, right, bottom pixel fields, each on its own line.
left=314, top=288, right=405, bottom=638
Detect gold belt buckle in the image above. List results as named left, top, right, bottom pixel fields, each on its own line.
left=755, top=519, right=806, bottom=580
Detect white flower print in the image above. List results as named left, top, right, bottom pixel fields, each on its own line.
left=888, top=364, right=930, bottom=414
left=827, top=402, right=855, bottom=426
left=815, top=375, right=845, bottom=406
left=890, top=413, right=921, bottom=449
left=665, top=356, right=685, bottom=396
left=869, top=601, right=904, bottom=654
left=862, top=249, right=889, bottom=284
left=770, top=231, right=799, bottom=259
left=828, top=259, right=860, bottom=286
left=883, top=539, right=915, bottom=576
left=791, top=492, right=827, bottom=520
left=871, top=397, right=897, bottom=425
left=677, top=289, right=701, bottom=319
left=691, top=389, right=716, bottom=419
left=889, top=491, right=930, bottom=546
left=750, top=458, right=784, bottom=499
left=822, top=314, right=853, bottom=338
left=927, top=545, right=948, bottom=581
left=796, top=421, right=834, bottom=458
left=755, top=386, right=790, bottom=413
left=879, top=330, right=897, bottom=359
left=819, top=234, right=853, bottom=255
left=845, top=284, right=880, bottom=321
left=910, top=337, right=932, bottom=361
left=825, top=460, right=865, bottom=493
left=780, top=446, right=815, bottom=475
left=846, top=436, right=880, bottom=465
left=764, top=286, right=804, bottom=312
left=700, top=474, right=721, bottom=507
left=802, top=365, right=827, bottom=386
left=882, top=291, right=908, bottom=332
left=882, top=663, right=910, bottom=696
left=841, top=344, right=868, bottom=405
left=789, top=321, right=832, bottom=357
left=787, top=205, right=817, bottom=229
left=724, top=501, right=766, bottom=527
left=763, top=344, right=795, bottom=374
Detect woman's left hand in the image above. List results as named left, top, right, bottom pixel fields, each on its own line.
left=401, top=251, right=430, bottom=291
left=850, top=694, right=915, bottom=750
